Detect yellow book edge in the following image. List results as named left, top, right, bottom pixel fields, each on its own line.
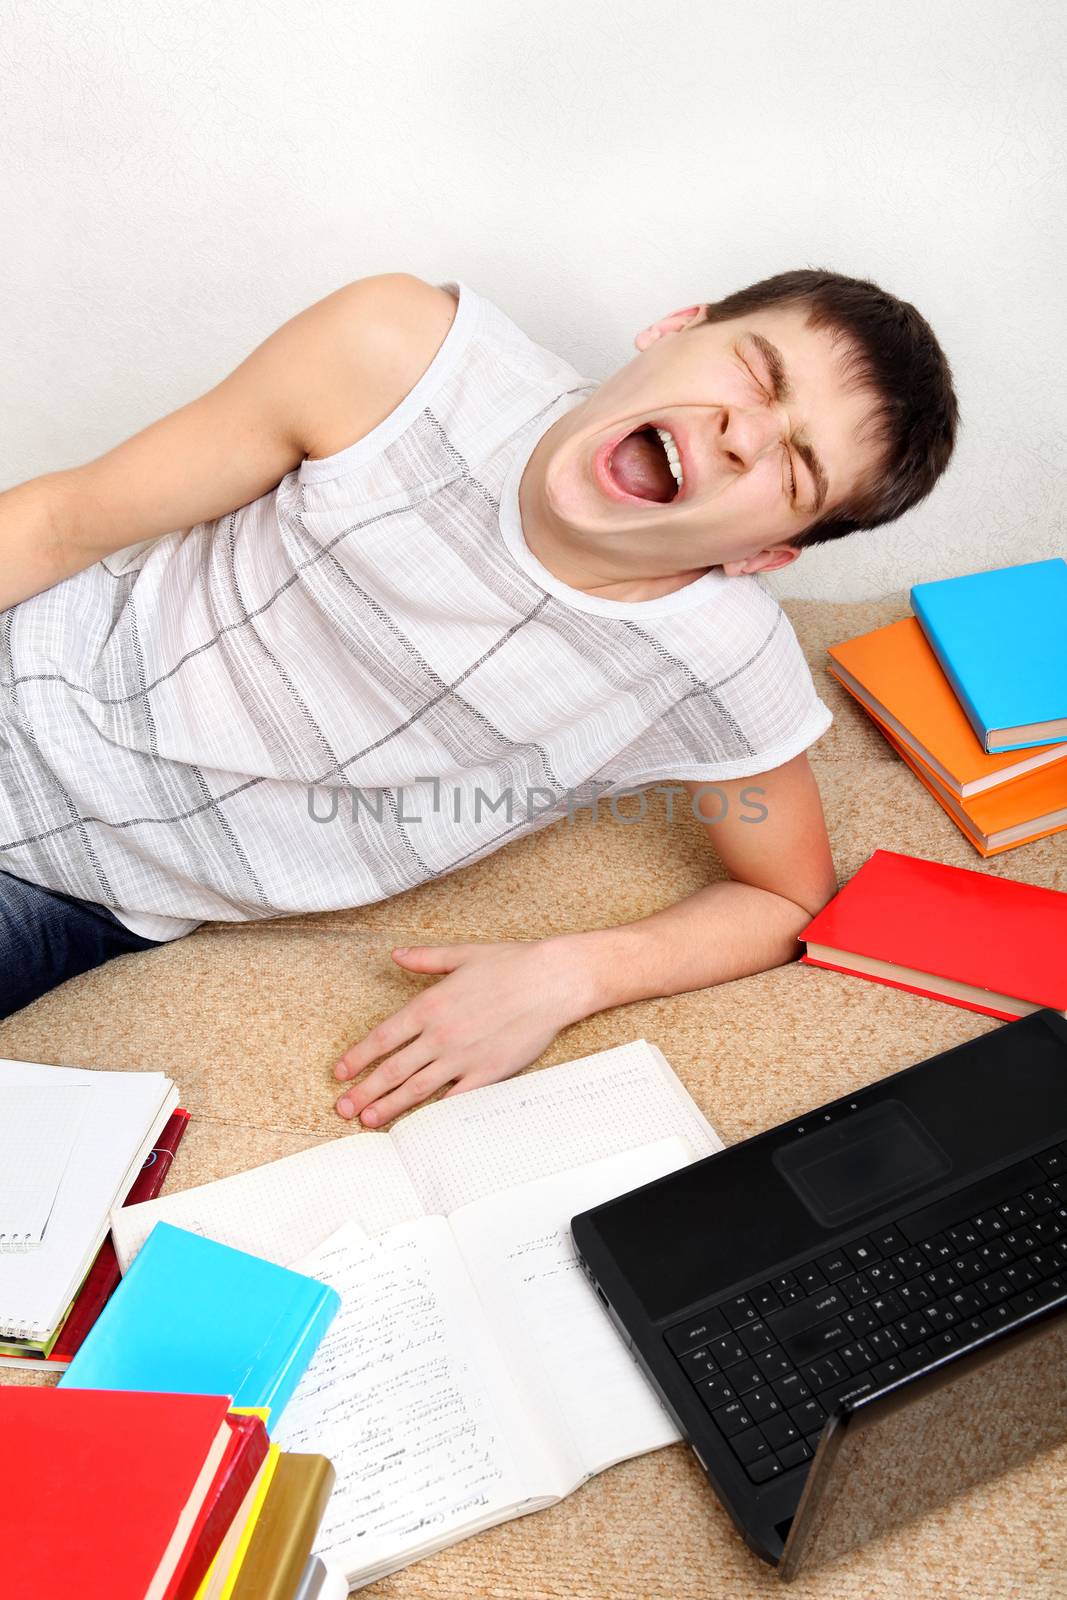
left=193, top=1409, right=278, bottom=1600
left=219, top=1448, right=281, bottom=1600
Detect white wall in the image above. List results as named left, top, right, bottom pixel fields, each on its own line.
left=2, top=0, right=1064, bottom=601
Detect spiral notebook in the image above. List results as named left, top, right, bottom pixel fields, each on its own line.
left=0, top=1060, right=178, bottom=1343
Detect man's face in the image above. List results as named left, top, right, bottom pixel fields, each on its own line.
left=524, top=301, right=885, bottom=578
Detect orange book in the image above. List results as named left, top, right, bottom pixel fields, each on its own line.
left=827, top=617, right=1067, bottom=798
left=877, top=719, right=1067, bottom=855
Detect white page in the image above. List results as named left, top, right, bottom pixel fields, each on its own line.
left=111, top=1131, right=422, bottom=1272
left=275, top=1219, right=562, bottom=1587
left=392, top=1037, right=723, bottom=1217
left=452, top=1138, right=690, bottom=1489
left=0, top=1061, right=175, bottom=1338
left=0, top=1084, right=91, bottom=1249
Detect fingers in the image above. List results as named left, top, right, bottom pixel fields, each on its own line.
left=390, top=945, right=465, bottom=972
left=335, top=1037, right=434, bottom=1122
left=334, top=1011, right=423, bottom=1083
left=351, top=1059, right=457, bottom=1127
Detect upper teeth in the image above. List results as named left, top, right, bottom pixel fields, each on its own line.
left=654, top=426, right=684, bottom=489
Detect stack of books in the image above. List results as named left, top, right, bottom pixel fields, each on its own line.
left=827, top=557, right=1067, bottom=855
left=0, top=1052, right=347, bottom=1600
left=0, top=1060, right=184, bottom=1372
left=0, top=1387, right=340, bottom=1600
left=27, top=1218, right=345, bottom=1597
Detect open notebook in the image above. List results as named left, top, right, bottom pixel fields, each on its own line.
left=111, top=1039, right=719, bottom=1271
left=109, top=1040, right=723, bottom=1587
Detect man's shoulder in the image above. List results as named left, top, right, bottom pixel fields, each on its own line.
left=302, top=274, right=461, bottom=464
left=381, top=272, right=460, bottom=348
left=367, top=275, right=460, bottom=381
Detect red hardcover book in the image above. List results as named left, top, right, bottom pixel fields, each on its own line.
left=798, top=848, right=1067, bottom=1019
left=0, top=1387, right=233, bottom=1600
left=45, top=1107, right=191, bottom=1365
left=166, top=1410, right=271, bottom=1600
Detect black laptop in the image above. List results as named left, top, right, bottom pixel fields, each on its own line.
left=571, top=1008, right=1067, bottom=1579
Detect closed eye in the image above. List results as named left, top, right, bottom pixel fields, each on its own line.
left=740, top=356, right=797, bottom=501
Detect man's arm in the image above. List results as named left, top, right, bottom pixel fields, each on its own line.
left=332, top=751, right=840, bottom=1126
left=0, top=272, right=452, bottom=611
left=560, top=752, right=840, bottom=1012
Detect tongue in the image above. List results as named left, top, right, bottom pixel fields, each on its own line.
left=608, top=428, right=677, bottom=503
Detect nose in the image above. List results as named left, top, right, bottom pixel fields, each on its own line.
left=716, top=405, right=783, bottom=472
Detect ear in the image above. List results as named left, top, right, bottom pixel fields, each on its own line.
left=721, top=545, right=803, bottom=578
left=634, top=303, right=708, bottom=352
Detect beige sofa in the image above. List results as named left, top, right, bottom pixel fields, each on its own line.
left=4, top=592, right=1064, bottom=1599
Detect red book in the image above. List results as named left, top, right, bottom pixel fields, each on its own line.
left=0, top=1387, right=233, bottom=1600
left=46, top=1108, right=191, bottom=1365
left=166, top=1411, right=270, bottom=1600
left=798, top=848, right=1067, bottom=1019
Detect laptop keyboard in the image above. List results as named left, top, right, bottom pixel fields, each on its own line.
left=664, top=1140, right=1067, bottom=1487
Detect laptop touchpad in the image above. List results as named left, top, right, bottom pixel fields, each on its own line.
left=772, top=1100, right=951, bottom=1230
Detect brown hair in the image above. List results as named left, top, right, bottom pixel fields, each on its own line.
left=693, top=269, right=959, bottom=548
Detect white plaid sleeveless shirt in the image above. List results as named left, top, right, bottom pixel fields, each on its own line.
left=0, top=279, right=831, bottom=941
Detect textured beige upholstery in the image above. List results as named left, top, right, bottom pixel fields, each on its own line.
left=3, top=592, right=1064, bottom=1597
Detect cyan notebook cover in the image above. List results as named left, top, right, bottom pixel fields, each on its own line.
left=910, top=559, right=1067, bottom=752
left=58, top=1222, right=339, bottom=1432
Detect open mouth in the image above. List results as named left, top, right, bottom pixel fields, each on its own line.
left=603, top=423, right=685, bottom=504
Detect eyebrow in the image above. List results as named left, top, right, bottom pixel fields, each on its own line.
left=746, top=332, right=830, bottom=515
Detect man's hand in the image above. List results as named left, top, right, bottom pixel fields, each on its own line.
left=332, top=938, right=594, bottom=1127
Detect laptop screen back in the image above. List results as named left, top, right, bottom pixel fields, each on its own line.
left=779, top=1301, right=1067, bottom=1581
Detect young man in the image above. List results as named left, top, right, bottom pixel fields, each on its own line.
left=0, top=268, right=958, bottom=1126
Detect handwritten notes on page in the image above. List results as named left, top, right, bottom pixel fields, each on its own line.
left=275, top=1218, right=561, bottom=1586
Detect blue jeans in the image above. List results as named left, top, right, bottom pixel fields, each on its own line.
left=0, top=870, right=165, bottom=1020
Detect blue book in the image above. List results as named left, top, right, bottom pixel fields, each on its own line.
left=59, top=1222, right=340, bottom=1433
left=910, top=559, right=1067, bottom=753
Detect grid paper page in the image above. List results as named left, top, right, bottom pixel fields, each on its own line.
left=392, top=1038, right=723, bottom=1219
left=110, top=1131, right=422, bottom=1273
left=0, top=1085, right=91, bottom=1249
